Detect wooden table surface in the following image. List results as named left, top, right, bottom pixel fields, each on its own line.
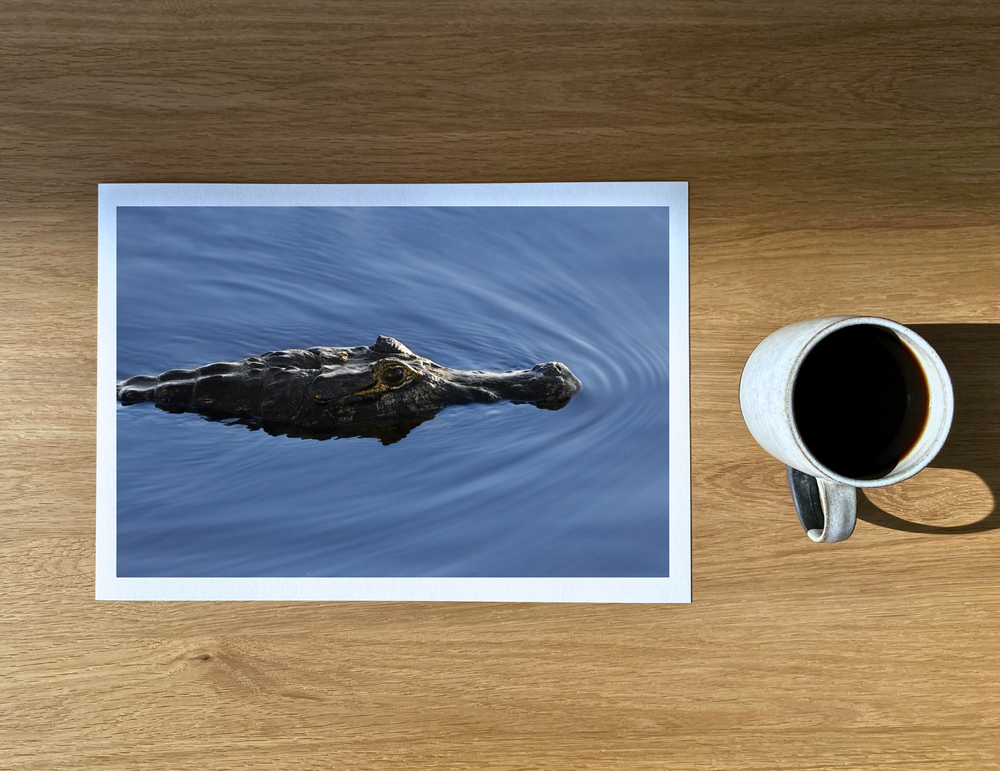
left=2, top=2, right=997, bottom=769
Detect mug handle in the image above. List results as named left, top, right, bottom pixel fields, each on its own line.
left=785, top=466, right=857, bottom=543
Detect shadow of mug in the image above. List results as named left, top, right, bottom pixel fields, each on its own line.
left=857, top=323, right=1000, bottom=534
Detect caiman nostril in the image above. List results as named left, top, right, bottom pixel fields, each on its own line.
left=533, top=362, right=564, bottom=377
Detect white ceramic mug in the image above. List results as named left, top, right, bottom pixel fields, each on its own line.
left=739, top=316, right=954, bottom=543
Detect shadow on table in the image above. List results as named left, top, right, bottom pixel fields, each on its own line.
left=857, top=323, right=1000, bottom=534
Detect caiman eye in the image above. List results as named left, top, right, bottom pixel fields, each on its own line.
left=382, top=366, right=406, bottom=386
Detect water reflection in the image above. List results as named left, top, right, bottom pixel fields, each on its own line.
left=155, top=403, right=442, bottom=445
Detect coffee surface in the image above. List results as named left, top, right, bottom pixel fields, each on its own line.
left=793, top=326, right=928, bottom=479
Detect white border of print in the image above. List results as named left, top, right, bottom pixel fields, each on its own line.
left=96, top=182, right=690, bottom=603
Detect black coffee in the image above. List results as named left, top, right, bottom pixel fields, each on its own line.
left=792, top=325, right=929, bottom=479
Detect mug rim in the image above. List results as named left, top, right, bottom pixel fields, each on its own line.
left=785, top=316, right=954, bottom=488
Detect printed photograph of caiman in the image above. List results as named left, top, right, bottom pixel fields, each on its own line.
left=105, top=192, right=680, bottom=588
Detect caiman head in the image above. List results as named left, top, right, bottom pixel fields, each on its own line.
left=308, top=336, right=583, bottom=418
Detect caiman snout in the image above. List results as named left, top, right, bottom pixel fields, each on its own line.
left=524, top=361, right=583, bottom=409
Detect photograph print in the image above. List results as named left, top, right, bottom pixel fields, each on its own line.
left=96, top=183, right=690, bottom=602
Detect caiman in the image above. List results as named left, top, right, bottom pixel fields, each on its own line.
left=117, top=335, right=582, bottom=443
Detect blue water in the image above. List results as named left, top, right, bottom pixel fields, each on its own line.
left=117, top=206, right=670, bottom=577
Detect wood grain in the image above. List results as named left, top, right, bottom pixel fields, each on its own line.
left=1, top=2, right=998, bottom=769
